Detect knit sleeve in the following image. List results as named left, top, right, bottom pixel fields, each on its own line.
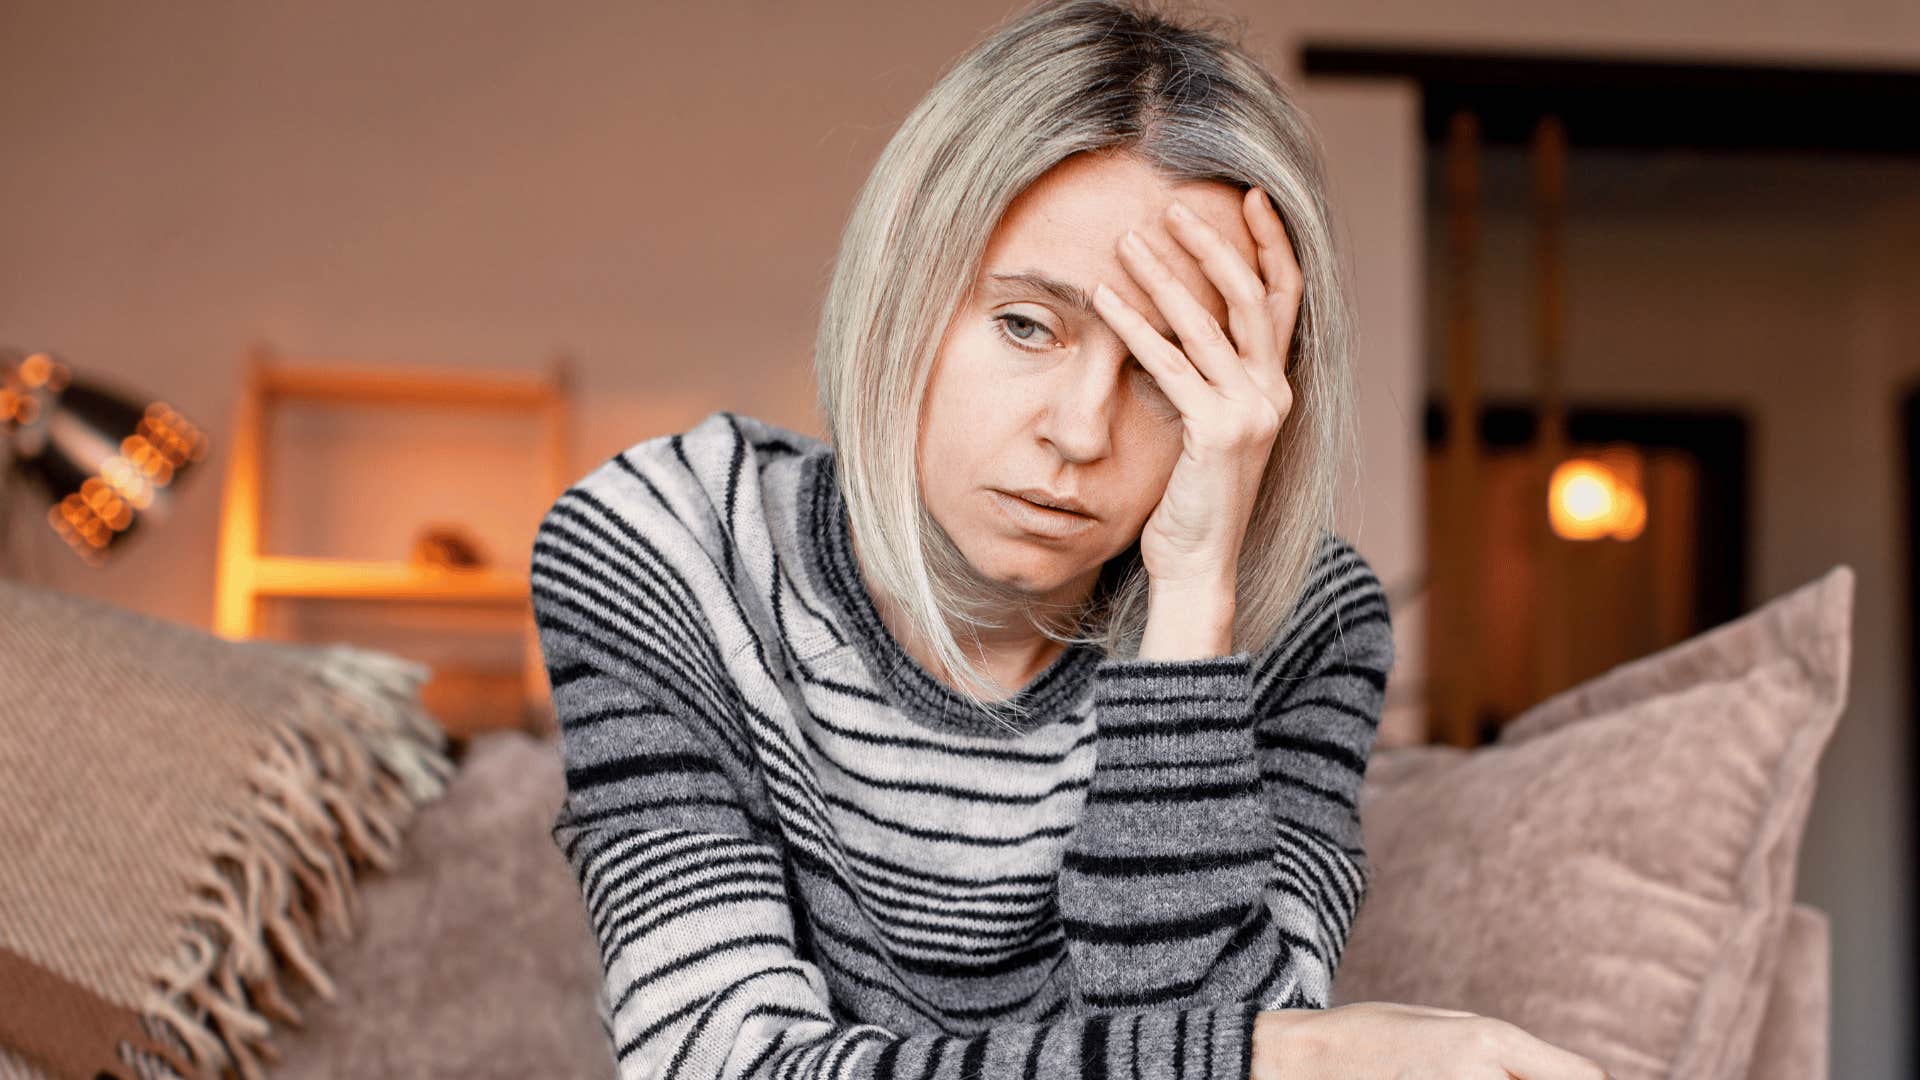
left=1057, top=535, right=1393, bottom=1016
left=532, top=487, right=1262, bottom=1080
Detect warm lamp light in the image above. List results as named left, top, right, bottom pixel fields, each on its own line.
left=1, top=348, right=209, bottom=568
left=1548, top=447, right=1647, bottom=542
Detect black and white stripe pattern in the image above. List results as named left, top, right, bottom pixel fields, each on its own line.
left=529, top=410, right=1395, bottom=1079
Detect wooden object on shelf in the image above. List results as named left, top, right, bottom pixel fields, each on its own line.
left=212, top=340, right=572, bottom=737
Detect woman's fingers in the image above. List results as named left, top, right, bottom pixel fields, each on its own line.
left=1242, top=185, right=1304, bottom=381
left=1161, top=198, right=1280, bottom=393
left=1091, top=280, right=1214, bottom=420
left=1114, top=223, right=1261, bottom=399
left=1093, top=185, right=1303, bottom=442
left=1110, top=214, right=1292, bottom=445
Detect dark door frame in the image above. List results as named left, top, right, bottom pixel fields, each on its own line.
left=1299, top=45, right=1920, bottom=155
left=1902, top=385, right=1920, bottom=1049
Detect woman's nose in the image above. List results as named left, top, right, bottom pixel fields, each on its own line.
left=1032, top=355, right=1122, bottom=464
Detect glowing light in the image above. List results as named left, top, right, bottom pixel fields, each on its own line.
left=5, top=350, right=207, bottom=564
left=1549, top=450, right=1647, bottom=541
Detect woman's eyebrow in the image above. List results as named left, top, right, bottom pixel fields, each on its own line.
left=986, top=269, right=1178, bottom=343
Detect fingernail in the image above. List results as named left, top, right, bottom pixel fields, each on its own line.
left=1168, top=200, right=1196, bottom=222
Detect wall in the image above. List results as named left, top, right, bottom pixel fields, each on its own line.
left=1, top=1, right=1912, bottom=1074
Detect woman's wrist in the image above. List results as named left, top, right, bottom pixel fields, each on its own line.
left=1251, top=1009, right=1323, bottom=1080
left=1138, top=573, right=1236, bottom=660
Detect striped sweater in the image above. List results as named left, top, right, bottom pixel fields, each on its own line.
left=528, top=410, right=1395, bottom=1080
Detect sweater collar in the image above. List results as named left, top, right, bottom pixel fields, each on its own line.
left=798, top=450, right=1098, bottom=738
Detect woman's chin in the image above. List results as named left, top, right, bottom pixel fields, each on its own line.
left=965, top=542, right=1095, bottom=598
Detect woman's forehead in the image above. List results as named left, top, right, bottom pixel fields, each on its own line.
left=999, top=154, right=1255, bottom=251
left=978, top=166, right=1256, bottom=332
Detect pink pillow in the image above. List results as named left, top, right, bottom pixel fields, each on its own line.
left=1332, top=566, right=1852, bottom=1080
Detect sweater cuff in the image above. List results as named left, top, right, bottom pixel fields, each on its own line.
left=1137, top=997, right=1258, bottom=1080
left=1089, top=652, right=1257, bottom=770
left=1087, top=998, right=1262, bottom=1080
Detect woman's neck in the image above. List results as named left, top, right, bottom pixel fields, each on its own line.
left=848, top=522, right=1101, bottom=700
left=870, top=584, right=1069, bottom=700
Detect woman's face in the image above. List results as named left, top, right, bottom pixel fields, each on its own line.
left=917, top=150, right=1263, bottom=609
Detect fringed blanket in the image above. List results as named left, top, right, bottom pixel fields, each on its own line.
left=0, top=579, right=457, bottom=1079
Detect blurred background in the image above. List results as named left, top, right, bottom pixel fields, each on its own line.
left=1, top=2, right=1914, bottom=1075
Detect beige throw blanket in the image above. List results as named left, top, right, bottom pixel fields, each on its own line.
left=0, top=580, right=457, bottom=1079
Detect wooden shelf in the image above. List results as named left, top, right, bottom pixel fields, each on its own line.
left=260, top=361, right=564, bottom=410
left=212, top=341, right=573, bottom=738
left=251, top=555, right=531, bottom=605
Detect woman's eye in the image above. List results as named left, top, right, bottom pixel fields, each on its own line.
left=1131, top=361, right=1176, bottom=405
left=993, top=313, right=1055, bottom=351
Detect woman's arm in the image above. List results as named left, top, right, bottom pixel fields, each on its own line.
left=1250, top=545, right=1395, bottom=989
left=534, top=496, right=1267, bottom=1080
left=1056, top=535, right=1393, bottom=1015
left=1066, top=181, right=1388, bottom=1014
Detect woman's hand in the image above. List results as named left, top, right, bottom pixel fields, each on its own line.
left=1095, top=186, right=1301, bottom=660
left=1091, top=185, right=1301, bottom=594
left=1252, top=1002, right=1615, bottom=1080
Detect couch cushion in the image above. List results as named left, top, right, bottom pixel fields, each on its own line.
left=1332, top=566, right=1851, bottom=1080
left=1746, top=904, right=1830, bottom=1080
left=270, top=729, right=613, bottom=1079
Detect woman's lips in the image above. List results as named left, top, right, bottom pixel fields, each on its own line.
left=989, top=490, right=1098, bottom=539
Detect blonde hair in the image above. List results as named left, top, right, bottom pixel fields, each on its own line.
left=812, top=0, right=1359, bottom=729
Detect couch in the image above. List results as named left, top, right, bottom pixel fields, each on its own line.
left=0, top=565, right=1846, bottom=1079
left=251, top=724, right=1827, bottom=1080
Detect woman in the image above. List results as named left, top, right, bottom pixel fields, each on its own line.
left=530, top=1, right=1609, bottom=1077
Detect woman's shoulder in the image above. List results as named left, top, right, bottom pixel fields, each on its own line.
left=584, top=410, right=828, bottom=496
left=1307, top=529, right=1389, bottom=605
left=1255, top=529, right=1396, bottom=678
left=541, top=410, right=827, bottom=533
left=533, top=407, right=825, bottom=580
